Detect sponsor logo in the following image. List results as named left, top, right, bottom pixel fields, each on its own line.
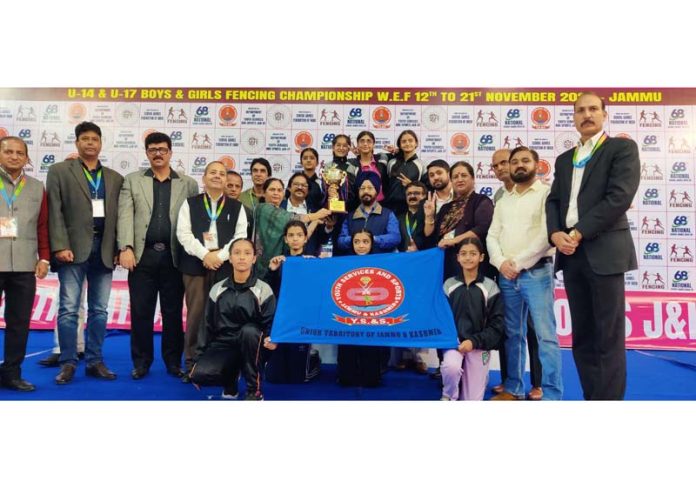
left=267, top=105, right=292, bottom=129
left=294, top=131, right=314, bottom=153
left=531, top=107, right=551, bottom=129
left=219, top=105, right=238, bottom=126
left=450, top=133, right=470, bottom=155
left=219, top=155, right=236, bottom=170
left=371, top=106, right=391, bottom=129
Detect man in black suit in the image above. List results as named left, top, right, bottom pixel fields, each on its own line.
left=546, top=92, right=640, bottom=400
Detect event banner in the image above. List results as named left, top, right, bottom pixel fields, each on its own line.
left=0, top=87, right=695, bottom=351
left=270, top=249, right=458, bottom=348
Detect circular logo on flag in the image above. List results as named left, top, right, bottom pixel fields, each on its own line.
left=332, top=268, right=404, bottom=318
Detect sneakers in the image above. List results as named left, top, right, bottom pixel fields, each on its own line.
left=244, top=391, right=264, bottom=401
left=221, top=389, right=239, bottom=400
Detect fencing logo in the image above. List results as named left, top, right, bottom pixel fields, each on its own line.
left=241, top=129, right=265, bottom=154
left=267, top=105, right=292, bottom=129
left=167, top=106, right=188, bottom=124
left=668, top=189, right=693, bottom=208
left=294, top=131, right=314, bottom=153
left=319, top=108, right=342, bottom=127
left=191, top=132, right=213, bottom=151
left=332, top=267, right=406, bottom=325
left=15, top=104, right=37, bottom=123
left=39, top=130, right=61, bottom=148
left=640, top=216, right=665, bottom=236
left=641, top=271, right=666, bottom=290
left=640, top=162, right=664, bottom=181
left=115, top=103, right=140, bottom=127
left=422, top=106, right=447, bottom=130
left=372, top=106, right=391, bottom=129
left=500, top=135, right=526, bottom=149
left=638, top=109, right=662, bottom=128
left=219, top=105, right=238, bottom=127
left=474, top=161, right=495, bottom=179
left=475, top=109, right=498, bottom=128
left=450, top=133, right=470, bottom=155
left=669, top=243, right=694, bottom=263
left=667, top=136, right=690, bottom=154
left=531, top=107, right=551, bottom=129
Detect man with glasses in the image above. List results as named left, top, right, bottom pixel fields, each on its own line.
left=118, top=132, right=199, bottom=380
left=46, top=122, right=124, bottom=385
left=0, top=137, right=50, bottom=391
left=334, top=171, right=400, bottom=254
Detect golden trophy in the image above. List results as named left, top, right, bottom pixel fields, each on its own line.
left=321, top=164, right=348, bottom=213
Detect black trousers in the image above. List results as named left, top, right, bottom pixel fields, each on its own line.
left=562, top=246, right=627, bottom=400
left=192, top=325, right=264, bottom=394
left=128, top=248, right=184, bottom=369
left=499, top=314, right=543, bottom=388
left=0, top=272, right=35, bottom=380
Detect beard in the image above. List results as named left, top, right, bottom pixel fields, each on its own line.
left=360, top=194, right=375, bottom=207
left=510, top=169, right=535, bottom=183
left=430, top=179, right=448, bottom=191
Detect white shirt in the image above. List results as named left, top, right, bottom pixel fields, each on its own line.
left=487, top=179, right=555, bottom=271
left=566, top=130, right=605, bottom=228
left=285, top=199, right=308, bottom=215
left=435, top=189, right=453, bottom=213
left=176, top=193, right=248, bottom=262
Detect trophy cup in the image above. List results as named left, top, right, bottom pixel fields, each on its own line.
left=321, top=164, right=348, bottom=213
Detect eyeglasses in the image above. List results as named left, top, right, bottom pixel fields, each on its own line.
left=146, top=147, right=170, bottom=155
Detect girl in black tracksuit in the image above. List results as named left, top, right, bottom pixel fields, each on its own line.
left=190, top=238, right=276, bottom=400
left=440, top=237, right=504, bottom=400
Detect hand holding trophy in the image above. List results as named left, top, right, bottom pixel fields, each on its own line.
left=321, top=164, right=348, bottom=213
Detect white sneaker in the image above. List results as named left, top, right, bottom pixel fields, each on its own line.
left=221, top=388, right=239, bottom=400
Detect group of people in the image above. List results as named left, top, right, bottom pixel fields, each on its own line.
left=0, top=92, right=640, bottom=401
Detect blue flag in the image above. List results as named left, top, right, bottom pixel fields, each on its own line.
left=270, top=248, right=458, bottom=348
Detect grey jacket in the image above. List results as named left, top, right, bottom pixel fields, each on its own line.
left=46, top=159, right=123, bottom=269
left=117, top=168, right=199, bottom=266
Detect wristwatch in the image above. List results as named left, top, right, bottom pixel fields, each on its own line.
left=569, top=229, right=578, bottom=239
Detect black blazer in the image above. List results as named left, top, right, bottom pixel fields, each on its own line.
left=546, top=136, right=640, bottom=275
